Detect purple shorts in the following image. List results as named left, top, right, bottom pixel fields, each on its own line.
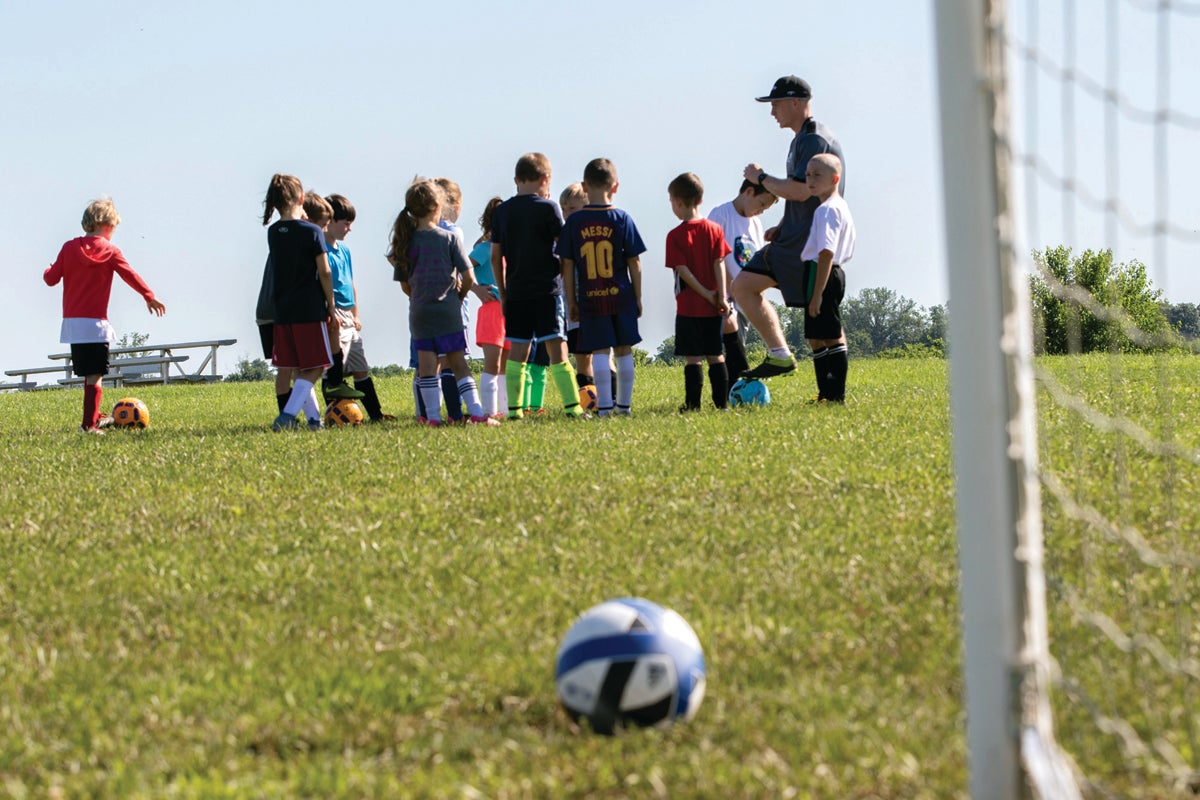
left=413, top=330, right=468, bottom=355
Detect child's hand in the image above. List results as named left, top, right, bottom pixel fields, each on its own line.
left=764, top=225, right=780, bottom=243
left=808, top=296, right=822, bottom=318
left=714, top=295, right=729, bottom=316
left=568, top=301, right=579, bottom=323
left=353, top=316, right=362, bottom=331
left=147, top=298, right=166, bottom=316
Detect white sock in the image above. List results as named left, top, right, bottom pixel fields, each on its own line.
left=418, top=376, right=442, bottom=422
left=283, top=378, right=314, bottom=417
left=412, top=374, right=423, bottom=418
left=458, top=376, right=484, bottom=418
left=616, top=353, right=635, bottom=411
left=497, top=376, right=508, bottom=414
left=768, top=346, right=792, bottom=359
left=304, top=387, right=321, bottom=422
left=593, top=352, right=612, bottom=416
left=479, top=373, right=497, bottom=415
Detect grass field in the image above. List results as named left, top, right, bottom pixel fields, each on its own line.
left=0, top=357, right=1192, bottom=798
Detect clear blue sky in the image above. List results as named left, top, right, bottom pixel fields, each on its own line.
left=3, top=2, right=1192, bottom=376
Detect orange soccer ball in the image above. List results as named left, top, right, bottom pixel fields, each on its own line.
left=112, top=397, right=150, bottom=429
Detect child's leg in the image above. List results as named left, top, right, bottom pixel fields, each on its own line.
left=438, top=355, right=463, bottom=421
left=544, top=337, right=582, bottom=416
left=505, top=341, right=531, bottom=419
left=447, top=351, right=485, bottom=419
left=354, top=371, right=386, bottom=420
left=575, top=353, right=594, bottom=387
left=283, top=367, right=324, bottom=418
left=526, top=341, right=549, bottom=411
left=592, top=351, right=613, bottom=416
left=707, top=356, right=729, bottom=409
left=810, top=345, right=830, bottom=400
left=613, top=346, right=635, bottom=414
left=822, top=337, right=848, bottom=402
left=480, top=344, right=502, bottom=415
left=497, top=348, right=509, bottom=415
left=82, top=375, right=103, bottom=429
left=722, top=313, right=749, bottom=380
left=275, top=368, right=293, bottom=413
left=683, top=359, right=703, bottom=411
left=418, top=351, right=443, bottom=423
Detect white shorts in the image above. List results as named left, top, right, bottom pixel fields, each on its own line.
left=335, top=307, right=369, bottom=373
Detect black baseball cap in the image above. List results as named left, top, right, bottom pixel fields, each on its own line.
left=755, top=75, right=812, bottom=102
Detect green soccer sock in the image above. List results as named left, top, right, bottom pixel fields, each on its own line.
left=550, top=361, right=582, bottom=416
left=527, top=363, right=547, bottom=410
left=505, top=360, right=527, bottom=417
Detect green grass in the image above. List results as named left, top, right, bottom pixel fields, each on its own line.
left=0, top=357, right=1193, bottom=798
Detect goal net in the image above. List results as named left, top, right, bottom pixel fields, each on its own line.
left=936, top=0, right=1200, bottom=797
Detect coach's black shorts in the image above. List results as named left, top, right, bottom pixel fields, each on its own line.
left=741, top=245, right=812, bottom=308
left=71, top=342, right=109, bottom=377
left=258, top=323, right=274, bottom=360
left=804, top=263, right=846, bottom=340
left=505, top=295, right=564, bottom=344
left=674, top=315, right=723, bottom=357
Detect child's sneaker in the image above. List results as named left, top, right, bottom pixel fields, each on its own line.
left=323, top=382, right=365, bottom=400
left=422, top=418, right=442, bottom=428
left=564, top=407, right=592, bottom=420
left=96, top=413, right=115, bottom=429
left=742, top=355, right=796, bottom=379
left=78, top=425, right=105, bottom=436
left=306, top=418, right=324, bottom=431
left=272, top=413, right=299, bottom=432
left=613, top=408, right=633, bottom=418
left=469, top=414, right=501, bottom=427
left=507, top=409, right=525, bottom=421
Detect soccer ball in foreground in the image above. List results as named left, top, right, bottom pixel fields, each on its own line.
left=555, top=598, right=705, bottom=734
left=728, top=378, right=771, bottom=407
left=112, top=397, right=150, bottom=429
left=578, top=384, right=599, bottom=411
left=324, top=399, right=365, bottom=427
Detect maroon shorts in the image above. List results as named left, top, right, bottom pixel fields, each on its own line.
left=271, top=322, right=332, bottom=370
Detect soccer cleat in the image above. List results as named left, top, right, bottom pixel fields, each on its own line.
left=271, top=413, right=299, bottom=432
left=564, top=407, right=592, bottom=420
left=507, top=409, right=525, bottom=420
left=678, top=404, right=700, bottom=414
left=741, top=355, right=797, bottom=379
left=469, top=414, right=502, bottom=427
left=306, top=418, right=324, bottom=431
left=368, top=413, right=397, bottom=423
left=78, top=425, right=105, bottom=436
left=96, top=413, right=115, bottom=429
left=613, top=408, right=633, bottom=417
left=422, top=418, right=442, bottom=428
left=323, top=382, right=365, bottom=400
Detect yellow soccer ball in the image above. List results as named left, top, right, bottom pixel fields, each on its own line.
left=324, top=398, right=365, bottom=427
left=112, top=397, right=150, bottom=429
left=578, top=384, right=599, bottom=412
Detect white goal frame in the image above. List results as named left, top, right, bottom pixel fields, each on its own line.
left=933, top=1, right=1080, bottom=798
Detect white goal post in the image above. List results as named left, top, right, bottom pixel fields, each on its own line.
left=933, top=1, right=1080, bottom=798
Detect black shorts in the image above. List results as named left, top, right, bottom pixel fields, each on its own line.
left=71, top=342, right=109, bottom=377
left=741, top=245, right=812, bottom=308
left=674, top=316, right=723, bottom=357
left=504, top=295, right=564, bottom=344
left=804, top=264, right=846, bottom=340
left=565, top=326, right=579, bottom=355
left=258, top=323, right=274, bottom=360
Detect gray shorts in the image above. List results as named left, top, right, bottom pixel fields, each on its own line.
left=740, top=245, right=812, bottom=308
left=335, top=307, right=369, bottom=373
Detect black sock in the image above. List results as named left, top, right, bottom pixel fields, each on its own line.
left=356, top=376, right=383, bottom=420
left=576, top=372, right=595, bottom=388
left=826, top=345, right=848, bottom=402
left=709, top=362, right=729, bottom=409
left=811, top=347, right=829, bottom=399
left=440, top=370, right=463, bottom=420
left=276, top=392, right=289, bottom=413
left=722, top=333, right=748, bottom=380
left=610, top=369, right=617, bottom=400
left=684, top=364, right=703, bottom=410
left=326, top=351, right=345, bottom=387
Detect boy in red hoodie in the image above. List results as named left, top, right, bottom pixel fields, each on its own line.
left=43, top=198, right=166, bottom=434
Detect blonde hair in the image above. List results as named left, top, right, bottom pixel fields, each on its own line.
left=303, top=191, right=333, bottom=226
left=434, top=177, right=462, bottom=209
left=81, top=198, right=120, bottom=233
left=387, top=179, right=442, bottom=277
left=809, top=153, right=842, bottom=177
left=262, top=173, right=304, bottom=226
left=559, top=183, right=587, bottom=208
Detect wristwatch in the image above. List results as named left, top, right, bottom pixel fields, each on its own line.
left=757, top=171, right=769, bottom=187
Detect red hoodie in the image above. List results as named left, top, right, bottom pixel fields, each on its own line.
left=44, top=236, right=155, bottom=319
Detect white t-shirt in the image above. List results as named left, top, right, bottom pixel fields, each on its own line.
left=801, top=193, right=855, bottom=265
left=707, top=201, right=765, bottom=282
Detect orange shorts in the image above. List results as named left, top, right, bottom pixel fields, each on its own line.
left=475, top=299, right=508, bottom=349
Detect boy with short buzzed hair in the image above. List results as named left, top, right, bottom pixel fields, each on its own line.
left=559, top=158, right=646, bottom=417
left=44, top=197, right=166, bottom=434
left=666, top=172, right=732, bottom=412
left=324, top=193, right=393, bottom=421
left=303, top=191, right=362, bottom=403
left=799, top=153, right=855, bottom=402
left=707, top=179, right=777, bottom=378
left=491, top=152, right=586, bottom=419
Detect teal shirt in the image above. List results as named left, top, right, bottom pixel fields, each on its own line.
left=328, top=242, right=355, bottom=309
left=469, top=241, right=500, bottom=300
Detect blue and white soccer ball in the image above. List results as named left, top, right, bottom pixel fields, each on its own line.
left=728, top=377, right=771, bottom=407
left=555, top=597, right=706, bottom=734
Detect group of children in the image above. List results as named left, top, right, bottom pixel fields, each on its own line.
left=43, top=151, right=854, bottom=433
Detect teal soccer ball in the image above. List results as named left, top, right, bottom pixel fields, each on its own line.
left=728, top=378, right=771, bottom=407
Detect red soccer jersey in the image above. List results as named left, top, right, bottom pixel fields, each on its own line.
left=665, top=219, right=731, bottom=317
left=44, top=236, right=155, bottom=319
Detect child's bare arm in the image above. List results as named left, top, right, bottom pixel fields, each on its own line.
left=628, top=256, right=642, bottom=317
left=459, top=267, right=476, bottom=300
left=491, top=244, right=505, bottom=304
left=562, top=258, right=578, bottom=322
left=808, top=250, right=834, bottom=318
left=672, top=263, right=723, bottom=310
left=711, top=259, right=728, bottom=316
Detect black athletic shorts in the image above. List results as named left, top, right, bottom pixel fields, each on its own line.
left=71, top=342, right=109, bottom=377
left=258, top=323, right=274, bottom=360
left=803, top=264, right=846, bottom=340
left=504, top=295, right=564, bottom=344
left=674, top=315, right=723, bottom=357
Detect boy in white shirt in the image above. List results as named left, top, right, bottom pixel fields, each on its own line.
left=800, top=153, right=855, bottom=402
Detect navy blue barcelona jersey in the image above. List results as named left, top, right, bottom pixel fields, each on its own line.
left=268, top=218, right=328, bottom=324
left=558, top=205, right=646, bottom=317
left=491, top=194, right=564, bottom=299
